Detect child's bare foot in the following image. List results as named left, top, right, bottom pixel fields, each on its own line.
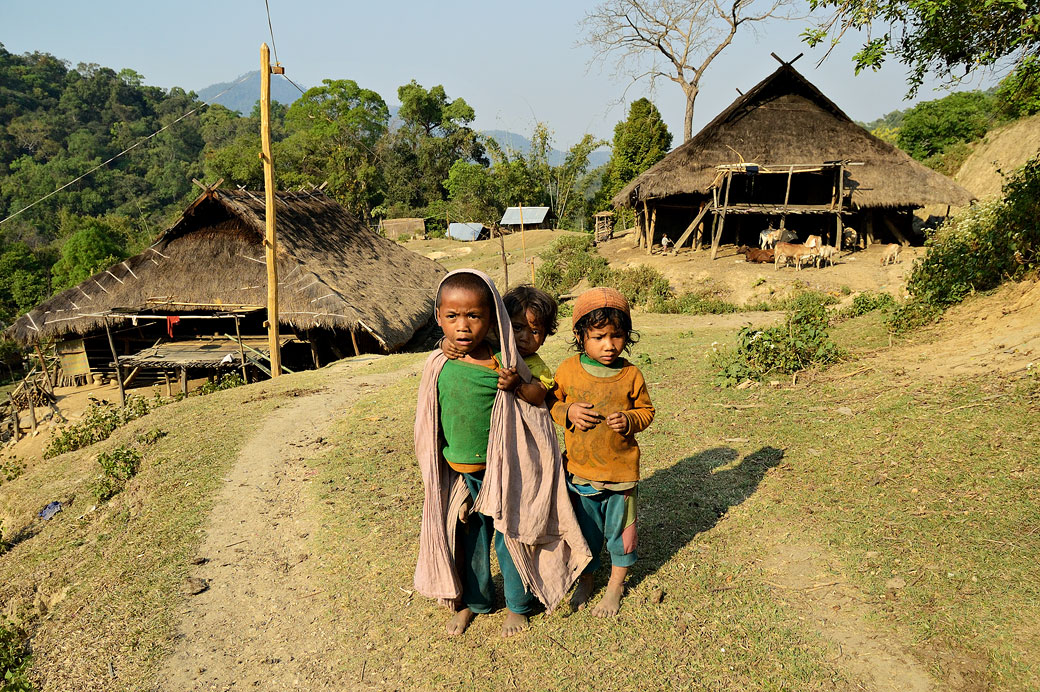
left=591, top=584, right=624, bottom=617
left=569, top=574, right=595, bottom=611
left=501, top=611, right=528, bottom=637
left=446, top=608, right=476, bottom=636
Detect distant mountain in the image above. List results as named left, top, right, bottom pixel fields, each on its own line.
left=197, top=71, right=306, bottom=114
left=482, top=129, right=610, bottom=169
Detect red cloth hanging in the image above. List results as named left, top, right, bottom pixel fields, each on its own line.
left=167, top=316, right=180, bottom=338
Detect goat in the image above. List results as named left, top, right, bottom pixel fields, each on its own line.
left=804, top=234, right=823, bottom=250
left=880, top=243, right=902, bottom=266
left=737, top=245, right=775, bottom=263
left=774, top=242, right=817, bottom=271
left=760, top=227, right=780, bottom=249
left=779, top=228, right=799, bottom=244
left=842, top=227, right=859, bottom=251
left=815, top=244, right=837, bottom=268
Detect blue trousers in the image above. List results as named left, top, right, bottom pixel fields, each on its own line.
left=458, top=471, right=534, bottom=614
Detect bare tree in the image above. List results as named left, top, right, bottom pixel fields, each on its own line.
left=583, top=0, right=795, bottom=142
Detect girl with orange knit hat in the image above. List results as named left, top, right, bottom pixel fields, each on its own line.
left=548, top=287, right=655, bottom=616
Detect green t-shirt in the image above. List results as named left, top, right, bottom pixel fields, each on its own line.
left=438, top=354, right=500, bottom=467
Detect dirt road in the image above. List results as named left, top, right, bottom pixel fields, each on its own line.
left=155, top=359, right=419, bottom=691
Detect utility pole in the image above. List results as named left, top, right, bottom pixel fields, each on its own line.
left=260, top=43, right=283, bottom=377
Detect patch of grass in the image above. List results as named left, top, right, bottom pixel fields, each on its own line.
left=0, top=457, right=26, bottom=486
left=745, top=288, right=838, bottom=313
left=650, top=288, right=740, bottom=315
left=838, top=291, right=897, bottom=319
left=90, top=445, right=142, bottom=503
left=195, top=373, right=245, bottom=396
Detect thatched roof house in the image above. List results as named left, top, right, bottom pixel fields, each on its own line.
left=614, top=63, right=974, bottom=249
left=7, top=188, right=445, bottom=353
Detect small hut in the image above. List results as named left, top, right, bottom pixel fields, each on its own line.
left=6, top=188, right=445, bottom=384
left=380, top=217, right=426, bottom=240
left=500, top=206, right=553, bottom=231
left=593, top=211, right=614, bottom=243
left=613, top=61, right=975, bottom=255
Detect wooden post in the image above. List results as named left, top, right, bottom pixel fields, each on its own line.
left=712, top=171, right=733, bottom=260
left=308, top=329, right=321, bottom=369
left=9, top=397, right=20, bottom=442
left=780, top=165, right=793, bottom=231
left=883, top=215, right=911, bottom=246
left=518, top=206, right=535, bottom=285
left=26, top=383, right=37, bottom=435
left=233, top=315, right=249, bottom=383
left=260, top=42, right=282, bottom=378
left=350, top=329, right=360, bottom=357
left=640, top=200, right=650, bottom=248
left=834, top=163, right=845, bottom=247
left=103, top=315, right=126, bottom=407
left=164, top=370, right=173, bottom=397
left=646, top=206, right=657, bottom=255
left=34, top=344, right=54, bottom=391
left=496, top=225, right=509, bottom=290
left=865, top=212, right=875, bottom=246
left=180, top=368, right=188, bottom=396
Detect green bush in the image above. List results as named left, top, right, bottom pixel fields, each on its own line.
left=91, top=445, right=142, bottom=503
left=891, top=156, right=1040, bottom=333
left=840, top=291, right=897, bottom=319
left=0, top=620, right=33, bottom=692
left=0, top=457, right=25, bottom=486
left=650, top=291, right=739, bottom=315
left=44, top=395, right=157, bottom=459
left=535, top=235, right=672, bottom=307
left=713, top=299, right=844, bottom=386
left=196, top=373, right=245, bottom=395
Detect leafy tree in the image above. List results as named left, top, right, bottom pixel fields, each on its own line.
left=897, top=91, right=998, bottom=160
left=583, top=0, right=796, bottom=142
left=0, top=242, right=50, bottom=324
left=50, top=217, right=127, bottom=291
left=602, top=98, right=672, bottom=204
left=803, top=0, right=1040, bottom=94
left=996, top=56, right=1040, bottom=118
left=280, top=79, right=389, bottom=219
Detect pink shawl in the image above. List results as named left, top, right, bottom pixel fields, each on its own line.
left=413, top=269, right=591, bottom=611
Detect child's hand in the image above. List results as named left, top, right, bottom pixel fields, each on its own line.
left=606, top=412, right=629, bottom=434
left=497, top=367, right=521, bottom=391
left=439, top=337, right=465, bottom=360
left=567, top=402, right=603, bottom=431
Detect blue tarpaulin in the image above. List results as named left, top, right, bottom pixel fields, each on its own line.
left=448, top=222, right=489, bottom=241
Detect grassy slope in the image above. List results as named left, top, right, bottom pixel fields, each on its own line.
left=306, top=310, right=1039, bottom=690
left=1, top=305, right=1036, bottom=690
left=0, top=370, right=331, bottom=691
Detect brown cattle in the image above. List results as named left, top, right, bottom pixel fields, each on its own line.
left=774, top=242, right=817, bottom=271
left=737, top=245, right=775, bottom=263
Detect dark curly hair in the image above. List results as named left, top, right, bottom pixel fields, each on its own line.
left=436, top=272, right=494, bottom=312
left=572, top=307, right=639, bottom=354
left=503, top=285, right=559, bottom=336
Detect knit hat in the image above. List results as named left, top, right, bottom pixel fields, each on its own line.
left=572, top=287, right=630, bottom=328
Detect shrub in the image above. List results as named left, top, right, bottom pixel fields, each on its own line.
left=650, top=291, right=739, bottom=315
left=713, top=299, right=844, bottom=386
left=0, top=457, right=25, bottom=486
left=840, top=291, right=897, bottom=319
left=0, top=620, right=33, bottom=692
left=892, top=156, right=1040, bottom=332
left=535, top=236, right=672, bottom=307
left=91, top=445, right=142, bottom=502
left=44, top=395, right=157, bottom=458
left=196, top=373, right=245, bottom=395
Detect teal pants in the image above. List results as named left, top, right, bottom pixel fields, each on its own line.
left=458, top=472, right=534, bottom=615
left=569, top=482, right=639, bottom=574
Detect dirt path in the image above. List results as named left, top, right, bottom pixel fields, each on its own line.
left=759, top=542, right=935, bottom=692
left=155, top=359, right=418, bottom=691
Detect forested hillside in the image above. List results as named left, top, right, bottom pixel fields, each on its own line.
left=0, top=45, right=609, bottom=333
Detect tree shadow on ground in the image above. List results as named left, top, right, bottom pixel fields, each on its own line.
left=626, top=446, right=784, bottom=592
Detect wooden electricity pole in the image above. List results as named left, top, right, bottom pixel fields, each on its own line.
left=260, top=43, right=283, bottom=377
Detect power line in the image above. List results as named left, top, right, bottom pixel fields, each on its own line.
left=0, top=71, right=255, bottom=227
left=264, top=0, right=280, bottom=66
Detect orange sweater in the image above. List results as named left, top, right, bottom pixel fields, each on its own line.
left=548, top=355, right=655, bottom=483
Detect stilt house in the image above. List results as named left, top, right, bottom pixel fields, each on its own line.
left=5, top=188, right=445, bottom=387
left=613, top=61, right=975, bottom=255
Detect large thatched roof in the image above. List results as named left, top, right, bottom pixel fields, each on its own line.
left=7, top=188, right=445, bottom=350
left=613, top=64, right=974, bottom=209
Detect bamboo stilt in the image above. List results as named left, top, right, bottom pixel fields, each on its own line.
left=234, top=315, right=249, bottom=383
left=103, top=316, right=126, bottom=407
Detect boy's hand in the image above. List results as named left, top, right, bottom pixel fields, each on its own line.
left=497, top=367, right=521, bottom=391
left=567, top=402, right=603, bottom=431
left=606, top=412, right=628, bottom=434
left=440, top=337, right=465, bottom=360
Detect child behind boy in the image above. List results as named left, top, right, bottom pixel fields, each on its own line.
left=444, top=285, right=558, bottom=406
left=548, top=287, right=655, bottom=617
left=414, top=271, right=591, bottom=638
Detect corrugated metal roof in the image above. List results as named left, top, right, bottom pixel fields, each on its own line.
left=447, top=222, right=488, bottom=241
left=500, top=206, right=550, bottom=225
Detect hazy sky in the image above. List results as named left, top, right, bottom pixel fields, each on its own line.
left=2, top=0, right=999, bottom=148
